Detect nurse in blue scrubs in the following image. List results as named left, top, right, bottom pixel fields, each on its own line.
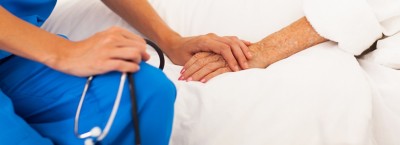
left=0, top=0, right=176, bottom=144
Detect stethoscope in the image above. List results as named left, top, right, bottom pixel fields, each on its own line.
left=74, top=39, right=165, bottom=145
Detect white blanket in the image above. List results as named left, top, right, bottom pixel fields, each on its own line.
left=42, top=0, right=400, bottom=144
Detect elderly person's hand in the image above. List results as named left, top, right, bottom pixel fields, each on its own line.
left=179, top=52, right=231, bottom=82
left=179, top=42, right=270, bottom=82
left=164, top=34, right=252, bottom=72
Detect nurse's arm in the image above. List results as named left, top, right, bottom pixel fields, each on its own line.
left=0, top=6, right=148, bottom=77
left=102, top=0, right=253, bottom=71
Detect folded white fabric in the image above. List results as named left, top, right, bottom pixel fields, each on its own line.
left=373, top=32, right=400, bottom=69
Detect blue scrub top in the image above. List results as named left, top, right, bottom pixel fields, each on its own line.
left=0, top=0, right=57, bottom=60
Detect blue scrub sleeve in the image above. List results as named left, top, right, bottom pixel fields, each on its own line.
left=0, top=0, right=57, bottom=60
left=0, top=90, right=53, bottom=145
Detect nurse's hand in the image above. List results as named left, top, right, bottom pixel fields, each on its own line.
left=162, top=34, right=252, bottom=72
left=46, top=26, right=149, bottom=77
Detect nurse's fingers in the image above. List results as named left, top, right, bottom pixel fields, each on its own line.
left=195, top=34, right=240, bottom=72
left=216, top=36, right=252, bottom=69
left=110, top=47, right=150, bottom=64
left=105, top=59, right=141, bottom=73
left=212, top=36, right=247, bottom=69
left=112, top=38, right=147, bottom=52
left=231, top=37, right=252, bottom=59
left=110, top=39, right=150, bottom=61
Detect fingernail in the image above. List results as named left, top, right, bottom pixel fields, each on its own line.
left=180, top=68, right=186, bottom=74
left=200, top=79, right=206, bottom=83
left=234, top=66, right=240, bottom=71
left=186, top=77, right=193, bottom=82
left=243, top=62, right=249, bottom=69
left=178, top=75, right=185, bottom=81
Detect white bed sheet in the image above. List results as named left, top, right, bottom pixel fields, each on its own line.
left=41, top=0, right=400, bottom=144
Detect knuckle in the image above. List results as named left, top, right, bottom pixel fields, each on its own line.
left=222, top=44, right=231, bottom=50
left=95, top=59, right=106, bottom=66
left=193, top=53, right=203, bottom=59
left=199, top=35, right=208, bottom=40
left=197, top=58, right=208, bottom=66
left=192, top=55, right=200, bottom=60
left=103, top=35, right=118, bottom=43
left=229, top=36, right=239, bottom=40
left=109, top=26, right=121, bottom=32
left=217, top=45, right=229, bottom=54
left=220, top=45, right=231, bottom=53
left=224, top=39, right=233, bottom=45
left=198, top=38, right=209, bottom=48
left=207, top=33, right=217, bottom=37
left=216, top=55, right=225, bottom=62
left=114, top=61, right=123, bottom=70
left=209, top=62, right=221, bottom=68
left=137, top=43, right=147, bottom=51
left=210, top=54, right=221, bottom=61
left=191, top=62, right=201, bottom=69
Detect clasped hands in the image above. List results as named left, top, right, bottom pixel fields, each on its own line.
left=50, top=26, right=270, bottom=80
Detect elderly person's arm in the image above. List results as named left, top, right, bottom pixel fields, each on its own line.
left=102, top=0, right=252, bottom=71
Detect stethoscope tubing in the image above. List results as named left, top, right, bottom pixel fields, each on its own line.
left=128, top=73, right=141, bottom=145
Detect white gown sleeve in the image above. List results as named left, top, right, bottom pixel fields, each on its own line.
left=303, top=0, right=400, bottom=56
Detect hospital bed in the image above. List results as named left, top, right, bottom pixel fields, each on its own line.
left=42, top=0, right=400, bottom=144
